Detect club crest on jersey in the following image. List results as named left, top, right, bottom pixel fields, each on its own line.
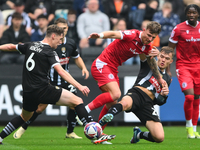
left=142, top=46, right=146, bottom=51
left=182, top=82, right=187, bottom=88
left=108, top=73, right=114, bottom=79
left=55, top=86, right=60, bottom=89
left=61, top=47, right=66, bottom=53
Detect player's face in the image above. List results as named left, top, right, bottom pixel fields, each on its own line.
left=157, top=52, right=173, bottom=70
left=56, top=23, right=68, bottom=37
left=186, top=7, right=199, bottom=26
left=52, top=33, right=64, bottom=49
left=141, top=29, right=157, bottom=45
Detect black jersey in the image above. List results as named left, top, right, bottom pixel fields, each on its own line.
left=49, top=37, right=79, bottom=85
left=134, top=59, right=171, bottom=99
left=17, top=42, right=60, bottom=92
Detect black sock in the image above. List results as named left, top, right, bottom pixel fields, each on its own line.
left=107, top=103, right=123, bottom=116
left=139, top=131, right=155, bottom=142
left=0, top=116, right=25, bottom=139
left=75, top=103, right=93, bottom=126
left=67, top=108, right=76, bottom=134
left=22, top=111, right=41, bottom=130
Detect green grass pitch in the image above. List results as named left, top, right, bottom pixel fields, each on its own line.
left=1, top=126, right=200, bottom=150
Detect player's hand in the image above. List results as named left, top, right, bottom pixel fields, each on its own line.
left=148, top=46, right=159, bottom=59
left=82, top=68, right=89, bottom=79
left=88, top=33, right=99, bottom=39
left=79, top=85, right=90, bottom=96
left=157, top=77, right=167, bottom=86
left=160, top=83, right=169, bottom=96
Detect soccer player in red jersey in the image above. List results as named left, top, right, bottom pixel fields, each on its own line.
left=85, top=21, right=165, bottom=131
left=168, top=4, right=200, bottom=139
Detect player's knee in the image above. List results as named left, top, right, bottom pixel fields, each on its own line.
left=111, top=91, right=121, bottom=100
left=74, top=97, right=83, bottom=105
left=154, top=135, right=164, bottom=143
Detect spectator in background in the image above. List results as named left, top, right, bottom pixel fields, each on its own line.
left=102, top=0, right=131, bottom=30
left=30, top=8, right=43, bottom=32
left=6, top=0, right=32, bottom=35
left=0, top=12, right=30, bottom=64
left=153, top=1, right=180, bottom=47
left=24, top=0, right=55, bottom=25
left=0, top=10, right=5, bottom=43
left=143, top=0, right=159, bottom=21
left=77, top=0, right=110, bottom=49
left=66, top=9, right=79, bottom=47
left=0, top=0, right=15, bottom=10
left=31, top=14, right=48, bottom=42
left=73, top=0, right=104, bottom=17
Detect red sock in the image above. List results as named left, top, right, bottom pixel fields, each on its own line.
left=88, top=92, right=113, bottom=111
left=192, top=98, right=200, bottom=126
left=184, top=95, right=194, bottom=120
left=98, top=105, right=109, bottom=130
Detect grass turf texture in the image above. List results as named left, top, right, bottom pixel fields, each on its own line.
left=0, top=126, right=200, bottom=150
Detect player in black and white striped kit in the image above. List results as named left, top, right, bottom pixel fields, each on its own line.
left=0, top=24, right=97, bottom=144
left=99, top=46, right=174, bottom=144
left=13, top=18, right=89, bottom=139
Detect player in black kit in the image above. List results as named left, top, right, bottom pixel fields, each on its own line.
left=99, top=46, right=174, bottom=144
left=13, top=18, right=89, bottom=139
left=0, top=25, right=116, bottom=144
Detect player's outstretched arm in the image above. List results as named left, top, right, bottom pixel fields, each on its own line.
left=74, top=56, right=89, bottom=79
left=0, top=44, right=17, bottom=51
left=54, top=64, right=90, bottom=96
left=146, top=56, right=166, bottom=85
left=88, top=31, right=121, bottom=39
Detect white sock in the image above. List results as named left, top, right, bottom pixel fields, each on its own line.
left=85, top=105, right=91, bottom=113
left=137, top=132, right=141, bottom=139
left=193, top=126, right=197, bottom=132
left=0, top=137, right=3, bottom=142
left=186, top=119, right=193, bottom=127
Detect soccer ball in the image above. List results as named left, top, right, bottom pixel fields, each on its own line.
left=84, top=122, right=102, bottom=140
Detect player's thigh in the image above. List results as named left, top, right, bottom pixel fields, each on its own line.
left=56, top=88, right=83, bottom=108
left=176, top=68, right=194, bottom=93
left=146, top=121, right=164, bottom=142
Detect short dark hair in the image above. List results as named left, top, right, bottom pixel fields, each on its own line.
left=12, top=12, right=23, bottom=20
left=68, top=9, right=76, bottom=15
left=146, top=21, right=161, bottom=35
left=37, top=14, right=48, bottom=20
left=46, top=24, right=64, bottom=37
left=54, top=18, right=67, bottom=25
left=185, top=4, right=200, bottom=15
left=160, top=46, right=175, bottom=58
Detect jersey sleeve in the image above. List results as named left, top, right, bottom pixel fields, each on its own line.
left=121, top=30, right=136, bottom=41
left=48, top=51, right=60, bottom=67
left=16, top=42, right=30, bottom=54
left=169, top=26, right=179, bottom=44
left=70, top=39, right=79, bottom=58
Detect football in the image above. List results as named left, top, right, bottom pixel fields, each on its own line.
left=84, top=122, right=102, bottom=140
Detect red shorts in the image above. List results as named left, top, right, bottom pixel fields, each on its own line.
left=91, top=58, right=119, bottom=88
left=176, top=67, right=200, bottom=95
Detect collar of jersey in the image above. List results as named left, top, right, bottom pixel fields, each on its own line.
left=186, top=20, right=199, bottom=28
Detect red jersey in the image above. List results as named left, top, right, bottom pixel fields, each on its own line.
left=98, top=29, right=152, bottom=69
left=169, top=21, right=200, bottom=68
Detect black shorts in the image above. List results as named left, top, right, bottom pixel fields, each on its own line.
left=22, top=84, right=62, bottom=111
left=125, top=87, right=160, bottom=125
left=58, top=82, right=77, bottom=95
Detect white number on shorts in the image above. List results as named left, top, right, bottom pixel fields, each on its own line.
left=26, top=53, right=35, bottom=71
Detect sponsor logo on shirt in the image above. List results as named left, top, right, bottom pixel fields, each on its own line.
left=59, top=57, right=70, bottom=65
left=149, top=76, right=161, bottom=93
left=186, top=37, right=200, bottom=42
left=61, top=47, right=66, bottom=53
left=129, top=48, right=139, bottom=54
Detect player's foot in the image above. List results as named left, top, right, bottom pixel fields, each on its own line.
left=75, top=116, right=83, bottom=126
left=13, top=127, right=26, bottom=139
left=130, top=126, right=141, bottom=144
left=0, top=142, right=3, bottom=145
left=66, top=132, right=82, bottom=139
left=99, top=114, right=113, bottom=126
left=101, top=141, right=112, bottom=144
left=194, top=132, right=200, bottom=139
left=186, top=127, right=195, bottom=139
left=92, top=134, right=116, bottom=144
